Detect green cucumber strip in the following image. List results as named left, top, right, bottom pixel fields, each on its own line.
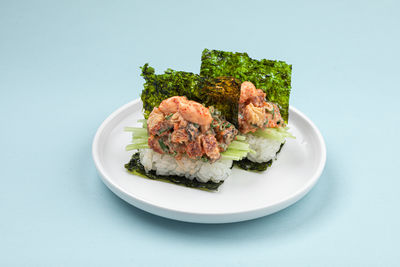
left=124, top=127, right=148, bottom=134
left=235, top=135, right=246, bottom=141
left=251, top=127, right=295, bottom=143
left=222, top=150, right=247, bottom=156
left=227, top=141, right=250, bottom=151
left=222, top=151, right=247, bottom=157
left=221, top=155, right=241, bottom=161
left=130, top=139, right=148, bottom=145
left=132, top=133, right=148, bottom=139
left=125, top=144, right=149, bottom=151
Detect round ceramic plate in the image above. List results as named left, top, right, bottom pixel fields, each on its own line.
left=92, top=99, right=326, bottom=223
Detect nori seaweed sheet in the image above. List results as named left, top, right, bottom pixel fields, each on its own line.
left=140, top=64, right=201, bottom=118
left=125, top=152, right=223, bottom=191
left=200, top=49, right=292, bottom=123
left=233, top=143, right=284, bottom=171
left=140, top=64, right=241, bottom=127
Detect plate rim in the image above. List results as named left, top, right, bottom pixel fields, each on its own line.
left=92, top=99, right=327, bottom=222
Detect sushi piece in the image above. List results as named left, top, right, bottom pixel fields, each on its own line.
left=237, top=81, right=294, bottom=166
left=124, top=49, right=294, bottom=190
left=125, top=96, right=252, bottom=191
left=200, top=49, right=294, bottom=171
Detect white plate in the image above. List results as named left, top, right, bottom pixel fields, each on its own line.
left=92, top=99, right=326, bottom=223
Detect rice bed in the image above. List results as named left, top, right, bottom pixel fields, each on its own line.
left=139, top=149, right=233, bottom=183
left=246, top=134, right=284, bottom=163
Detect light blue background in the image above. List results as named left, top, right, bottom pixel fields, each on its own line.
left=1, top=0, right=399, bottom=266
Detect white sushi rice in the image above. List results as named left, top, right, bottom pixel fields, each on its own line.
left=246, top=134, right=284, bottom=163
left=139, top=149, right=233, bottom=183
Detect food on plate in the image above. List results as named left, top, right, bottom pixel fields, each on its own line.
left=237, top=80, right=294, bottom=166
left=124, top=49, right=294, bottom=190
